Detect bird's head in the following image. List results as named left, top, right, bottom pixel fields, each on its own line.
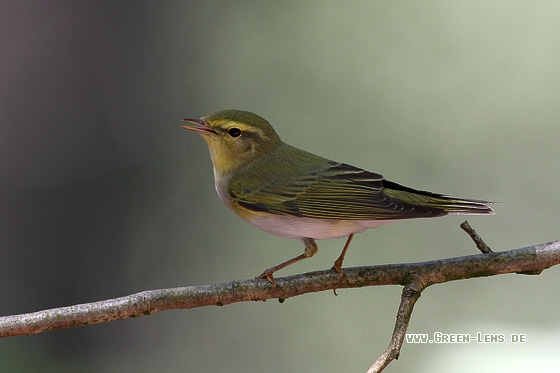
left=182, top=109, right=282, bottom=176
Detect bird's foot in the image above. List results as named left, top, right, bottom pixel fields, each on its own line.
left=332, top=261, right=345, bottom=280
left=257, top=269, right=277, bottom=288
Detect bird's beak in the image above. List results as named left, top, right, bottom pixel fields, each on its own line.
left=181, top=118, right=217, bottom=134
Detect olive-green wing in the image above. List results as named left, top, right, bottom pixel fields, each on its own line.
left=227, top=160, right=478, bottom=220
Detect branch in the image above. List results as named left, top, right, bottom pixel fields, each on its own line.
left=1, top=231, right=559, bottom=372
left=460, top=220, right=493, bottom=253
left=367, top=274, right=424, bottom=373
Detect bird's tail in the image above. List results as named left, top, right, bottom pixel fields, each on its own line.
left=383, top=180, right=496, bottom=215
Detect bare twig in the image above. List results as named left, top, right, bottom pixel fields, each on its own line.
left=367, top=274, right=424, bottom=373
left=461, top=220, right=493, bottom=253
left=460, top=221, right=542, bottom=276
left=0, top=235, right=559, bottom=373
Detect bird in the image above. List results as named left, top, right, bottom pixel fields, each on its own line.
left=182, top=109, right=495, bottom=285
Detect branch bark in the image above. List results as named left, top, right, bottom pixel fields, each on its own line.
left=366, top=274, right=424, bottom=373
left=1, top=230, right=559, bottom=372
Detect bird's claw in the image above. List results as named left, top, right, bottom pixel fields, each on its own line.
left=257, top=269, right=277, bottom=288
left=332, top=262, right=345, bottom=280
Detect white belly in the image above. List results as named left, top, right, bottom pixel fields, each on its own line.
left=247, top=214, right=395, bottom=240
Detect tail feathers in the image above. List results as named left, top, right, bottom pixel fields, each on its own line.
left=383, top=180, right=496, bottom=215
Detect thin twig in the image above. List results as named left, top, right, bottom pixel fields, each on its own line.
left=460, top=220, right=493, bottom=253
left=367, top=275, right=424, bottom=373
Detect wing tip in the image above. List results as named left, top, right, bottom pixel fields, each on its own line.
left=445, top=199, right=498, bottom=215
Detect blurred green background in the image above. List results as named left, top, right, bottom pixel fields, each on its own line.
left=1, top=1, right=559, bottom=372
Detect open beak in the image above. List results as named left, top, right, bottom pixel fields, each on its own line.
left=181, top=118, right=217, bottom=134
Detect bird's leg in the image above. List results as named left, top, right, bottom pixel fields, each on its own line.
left=332, top=233, right=355, bottom=279
left=257, top=238, right=318, bottom=287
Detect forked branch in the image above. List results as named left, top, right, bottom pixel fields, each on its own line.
left=0, top=223, right=558, bottom=372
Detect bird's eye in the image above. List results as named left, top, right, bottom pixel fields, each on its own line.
left=227, top=127, right=242, bottom=137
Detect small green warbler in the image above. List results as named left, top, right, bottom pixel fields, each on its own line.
left=182, top=109, right=494, bottom=284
